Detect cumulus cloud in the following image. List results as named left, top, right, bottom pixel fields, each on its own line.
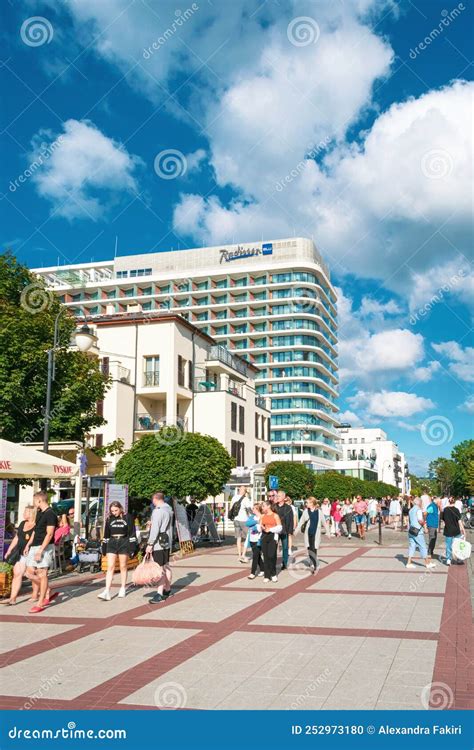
left=458, top=395, right=474, bottom=414
left=411, top=360, right=441, bottom=383
left=28, top=119, right=141, bottom=220
left=432, top=341, right=474, bottom=383
left=348, top=390, right=434, bottom=418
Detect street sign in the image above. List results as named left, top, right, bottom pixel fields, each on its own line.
left=268, top=475, right=279, bottom=490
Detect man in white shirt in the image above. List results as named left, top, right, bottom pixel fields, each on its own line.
left=229, top=486, right=253, bottom=562
left=440, top=496, right=449, bottom=511
left=454, top=497, right=463, bottom=513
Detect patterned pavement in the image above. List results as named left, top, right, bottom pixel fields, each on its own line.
left=0, top=539, right=472, bottom=711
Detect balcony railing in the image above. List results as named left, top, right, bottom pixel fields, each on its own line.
left=194, top=379, right=244, bottom=398
left=207, top=345, right=248, bottom=376
left=143, top=371, right=160, bottom=387
left=136, top=414, right=188, bottom=432
left=255, top=395, right=267, bottom=409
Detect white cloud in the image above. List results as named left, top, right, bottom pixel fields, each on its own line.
left=409, top=259, right=473, bottom=314
left=185, top=149, right=207, bottom=174
left=29, top=119, right=141, bottom=220
left=337, top=410, right=363, bottom=426
left=458, top=396, right=474, bottom=414
left=411, top=360, right=441, bottom=383
left=396, top=420, right=422, bottom=432
left=359, top=297, right=402, bottom=317
left=432, top=341, right=474, bottom=383
left=348, top=390, right=434, bottom=418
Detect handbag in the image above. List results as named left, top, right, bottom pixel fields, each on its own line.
left=408, top=525, right=421, bottom=537
left=6, top=547, right=22, bottom=566
left=452, top=537, right=471, bottom=561
left=301, top=520, right=308, bottom=533
left=132, top=552, right=163, bottom=586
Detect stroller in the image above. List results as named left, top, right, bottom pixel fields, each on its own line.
left=77, top=538, right=102, bottom=573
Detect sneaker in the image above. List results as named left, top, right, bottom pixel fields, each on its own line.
left=348, top=535, right=352, bottom=539
left=280, top=564, right=287, bottom=571
left=97, top=590, right=111, bottom=601
left=426, top=563, right=436, bottom=569
left=263, top=578, right=270, bottom=583
left=271, top=576, right=278, bottom=582
left=149, top=593, right=165, bottom=604
left=162, top=590, right=172, bottom=598
left=446, top=559, right=451, bottom=566
left=118, top=587, right=126, bottom=598
left=248, top=574, right=256, bottom=580
left=405, top=563, right=416, bottom=569
left=257, top=571, right=264, bottom=577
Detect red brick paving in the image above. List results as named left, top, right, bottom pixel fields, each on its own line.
left=0, top=543, right=472, bottom=710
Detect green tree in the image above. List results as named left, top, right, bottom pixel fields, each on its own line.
left=451, top=439, right=474, bottom=495
left=409, top=474, right=439, bottom=497
left=0, top=252, right=108, bottom=443
left=428, top=457, right=458, bottom=495
left=115, top=432, right=233, bottom=501
left=264, top=461, right=314, bottom=500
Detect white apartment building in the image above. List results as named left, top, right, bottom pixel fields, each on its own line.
left=34, top=237, right=340, bottom=470
left=87, top=312, right=271, bottom=470
left=335, top=425, right=410, bottom=493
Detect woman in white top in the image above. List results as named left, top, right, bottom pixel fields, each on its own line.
left=320, top=498, right=332, bottom=536
left=285, top=497, right=298, bottom=555
left=389, top=496, right=402, bottom=530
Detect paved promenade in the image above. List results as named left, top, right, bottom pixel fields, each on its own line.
left=0, top=534, right=472, bottom=711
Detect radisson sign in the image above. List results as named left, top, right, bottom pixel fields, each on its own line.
left=219, top=242, right=273, bottom=264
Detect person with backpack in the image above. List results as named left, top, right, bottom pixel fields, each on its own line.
left=228, top=486, right=253, bottom=563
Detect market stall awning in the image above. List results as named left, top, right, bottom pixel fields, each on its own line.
left=0, top=439, right=79, bottom=479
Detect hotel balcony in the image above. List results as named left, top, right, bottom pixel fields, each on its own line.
left=135, top=414, right=188, bottom=432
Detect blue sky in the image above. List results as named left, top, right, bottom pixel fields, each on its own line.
left=1, top=0, right=473, bottom=474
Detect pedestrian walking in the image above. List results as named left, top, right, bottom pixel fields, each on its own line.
left=320, top=498, right=332, bottom=536
left=381, top=497, right=390, bottom=526
left=406, top=498, right=435, bottom=569
left=441, top=497, right=466, bottom=566
left=3, top=505, right=36, bottom=606
left=285, top=497, right=298, bottom=555
left=354, top=496, right=368, bottom=540
left=275, top=490, right=294, bottom=570
left=228, top=485, right=253, bottom=562
left=367, top=497, right=378, bottom=526
left=98, top=501, right=137, bottom=601
left=260, top=500, right=282, bottom=582
left=426, top=497, right=440, bottom=562
left=25, top=491, right=58, bottom=613
left=389, top=496, right=402, bottom=530
left=295, top=497, right=321, bottom=573
left=340, top=498, right=353, bottom=538
left=245, top=503, right=264, bottom=579
left=146, top=492, right=174, bottom=602
left=420, top=491, right=431, bottom=513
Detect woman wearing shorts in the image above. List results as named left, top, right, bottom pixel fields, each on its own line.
left=98, top=502, right=137, bottom=601
left=389, top=496, right=402, bottom=530
left=406, top=498, right=435, bottom=569
left=3, top=505, right=36, bottom=605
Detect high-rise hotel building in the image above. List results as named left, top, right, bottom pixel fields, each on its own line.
left=34, top=237, right=340, bottom=470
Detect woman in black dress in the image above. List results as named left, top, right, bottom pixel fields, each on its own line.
left=3, top=505, right=37, bottom=605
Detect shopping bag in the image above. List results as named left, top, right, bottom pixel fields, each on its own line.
left=452, top=537, right=471, bottom=561
left=132, top=553, right=162, bottom=586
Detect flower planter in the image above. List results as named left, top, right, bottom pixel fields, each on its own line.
left=0, top=565, right=13, bottom=598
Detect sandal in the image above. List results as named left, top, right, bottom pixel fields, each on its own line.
left=43, top=592, right=60, bottom=606
left=29, top=605, right=45, bottom=613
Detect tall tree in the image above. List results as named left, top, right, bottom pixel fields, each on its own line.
left=0, top=252, right=108, bottom=443
left=264, top=461, right=314, bottom=500
left=115, top=432, right=233, bottom=501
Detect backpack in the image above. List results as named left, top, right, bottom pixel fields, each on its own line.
left=229, top=496, right=244, bottom=521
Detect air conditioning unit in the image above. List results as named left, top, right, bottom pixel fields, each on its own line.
left=127, top=303, right=142, bottom=313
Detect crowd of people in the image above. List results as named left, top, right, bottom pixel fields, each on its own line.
left=1, top=488, right=471, bottom=611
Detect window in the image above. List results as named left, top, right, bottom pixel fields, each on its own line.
left=188, top=360, right=193, bottom=389
left=234, top=277, right=247, bottom=287
left=101, top=357, right=110, bottom=377
left=239, top=405, right=245, bottom=434
left=255, top=413, right=259, bottom=438
left=96, top=400, right=104, bottom=418
left=234, top=339, right=248, bottom=350
left=130, top=270, right=137, bottom=278
left=235, top=308, right=248, bottom=318
left=216, top=310, right=227, bottom=319
left=196, top=281, right=209, bottom=290
left=231, top=402, right=237, bottom=432
left=361, top=438, right=365, bottom=443
left=253, top=322, right=266, bottom=332
left=106, top=290, right=116, bottom=299
left=124, top=288, right=135, bottom=297
left=142, top=301, right=152, bottom=311
left=95, top=434, right=103, bottom=448
left=253, top=291, right=266, bottom=300
left=216, top=279, right=227, bottom=288
left=116, top=271, right=128, bottom=279
left=144, top=356, right=160, bottom=386
left=141, top=286, right=152, bottom=296
left=255, top=446, right=260, bottom=463
left=231, top=440, right=245, bottom=467
left=196, top=312, right=208, bottom=321
left=234, top=324, right=247, bottom=334
left=178, top=355, right=186, bottom=387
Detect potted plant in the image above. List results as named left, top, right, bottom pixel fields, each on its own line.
left=0, top=562, right=13, bottom=598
